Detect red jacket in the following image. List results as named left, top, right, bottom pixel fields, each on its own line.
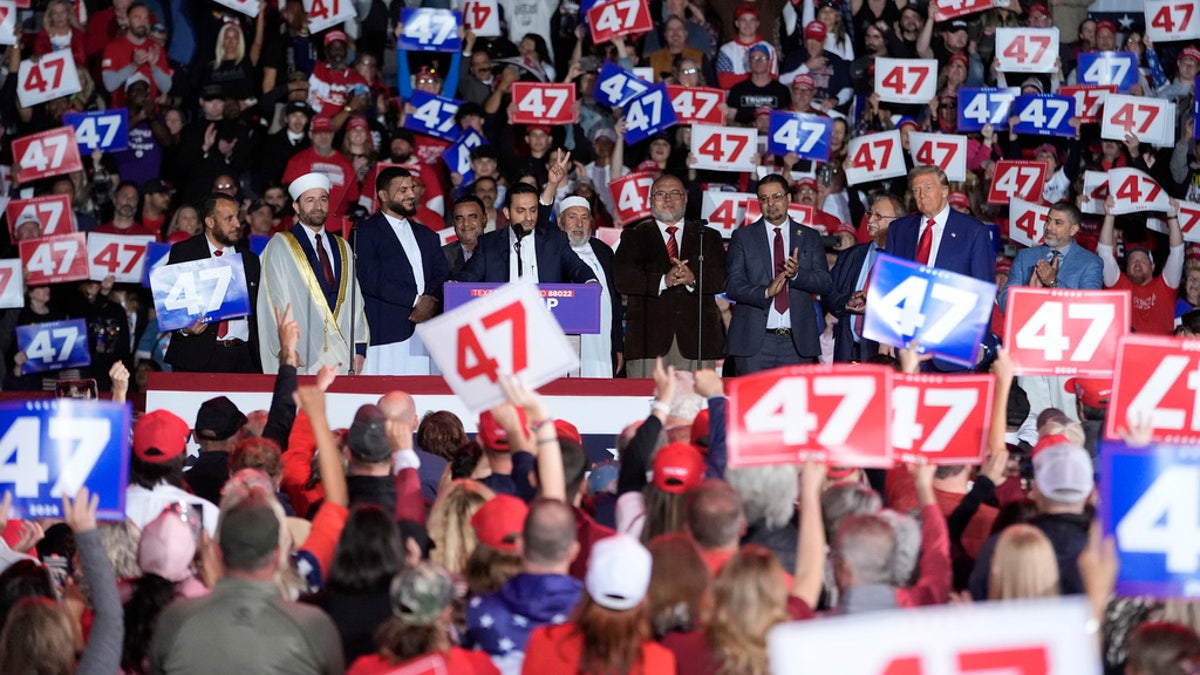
left=34, top=28, right=85, bottom=65
left=522, top=623, right=675, bottom=674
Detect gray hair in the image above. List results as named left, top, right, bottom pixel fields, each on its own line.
left=879, top=509, right=920, bottom=586
left=833, top=514, right=896, bottom=586
left=821, top=482, right=882, bottom=545
left=726, top=465, right=799, bottom=529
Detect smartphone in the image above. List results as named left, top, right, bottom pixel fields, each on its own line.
left=163, top=501, right=203, bottom=540
left=55, top=379, right=97, bottom=399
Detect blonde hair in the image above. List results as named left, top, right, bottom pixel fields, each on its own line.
left=0, top=597, right=75, bottom=675
left=988, top=524, right=1060, bottom=600
left=427, top=480, right=494, bottom=575
left=42, top=0, right=81, bottom=33
left=707, top=545, right=790, bottom=675
left=647, top=533, right=712, bottom=636
left=214, top=23, right=245, bottom=68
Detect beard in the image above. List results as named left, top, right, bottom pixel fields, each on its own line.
left=390, top=198, right=417, bottom=217
left=116, top=204, right=136, bottom=219
left=297, top=207, right=328, bottom=229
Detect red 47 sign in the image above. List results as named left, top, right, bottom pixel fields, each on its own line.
left=1005, top=288, right=1131, bottom=378
left=1008, top=196, right=1048, bottom=247
left=847, top=130, right=906, bottom=185
left=690, top=124, right=757, bottom=172
left=1060, top=85, right=1116, bottom=124
left=891, top=373, right=993, bottom=465
left=462, top=0, right=501, bottom=37
left=19, top=233, right=88, bottom=285
left=17, top=51, right=81, bottom=108
left=987, top=160, right=1048, bottom=205
left=6, top=194, right=76, bottom=239
left=587, top=0, right=653, bottom=44
left=304, top=0, right=355, bottom=34
left=87, top=233, right=153, bottom=283
left=0, top=2, right=15, bottom=47
left=667, top=86, right=724, bottom=126
left=874, top=58, right=938, bottom=105
left=1145, top=0, right=1200, bottom=41
left=995, top=27, right=1059, bottom=73
left=726, top=364, right=893, bottom=469
left=608, top=172, right=654, bottom=225
left=511, top=83, right=576, bottom=125
left=1108, top=167, right=1170, bottom=215
left=1107, top=335, right=1200, bottom=443
left=417, top=281, right=578, bottom=413
left=1101, top=94, right=1173, bottom=147
left=12, top=127, right=83, bottom=183
left=934, top=0, right=994, bottom=20
left=908, top=132, right=967, bottom=182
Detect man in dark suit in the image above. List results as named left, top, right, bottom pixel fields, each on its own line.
left=455, top=182, right=597, bottom=285
left=726, top=174, right=832, bottom=373
left=443, top=195, right=486, bottom=277
left=885, top=165, right=993, bottom=282
left=355, top=166, right=451, bottom=375
left=165, top=193, right=261, bottom=373
left=558, top=195, right=623, bottom=377
left=615, top=173, right=726, bottom=377
left=824, top=193, right=902, bottom=363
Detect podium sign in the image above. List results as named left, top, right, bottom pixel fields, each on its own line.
left=444, top=282, right=601, bottom=334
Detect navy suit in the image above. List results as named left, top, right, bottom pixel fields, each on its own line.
left=823, top=241, right=881, bottom=363
left=455, top=225, right=597, bottom=284
left=725, top=218, right=831, bottom=369
left=354, top=213, right=451, bottom=346
left=885, top=209, right=994, bottom=283
left=998, top=242, right=1104, bottom=312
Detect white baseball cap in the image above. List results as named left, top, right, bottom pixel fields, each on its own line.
left=586, top=533, right=652, bottom=611
left=1033, top=443, right=1094, bottom=502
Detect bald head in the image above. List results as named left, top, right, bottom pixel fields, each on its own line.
left=377, top=391, right=417, bottom=426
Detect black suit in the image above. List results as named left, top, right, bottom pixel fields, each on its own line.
left=442, top=241, right=469, bottom=278
left=164, top=233, right=262, bottom=373
left=455, top=225, right=597, bottom=284
left=822, top=241, right=881, bottom=363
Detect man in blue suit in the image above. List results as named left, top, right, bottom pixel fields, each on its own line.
left=725, top=174, right=833, bottom=373
left=355, top=166, right=451, bottom=375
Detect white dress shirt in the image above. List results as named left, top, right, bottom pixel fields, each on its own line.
left=383, top=213, right=425, bottom=302
left=207, top=239, right=250, bottom=341
left=763, top=220, right=793, bottom=330
left=508, top=227, right=539, bottom=280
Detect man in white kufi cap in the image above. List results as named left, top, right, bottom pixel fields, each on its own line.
left=557, top=195, right=622, bottom=377
left=256, top=172, right=369, bottom=374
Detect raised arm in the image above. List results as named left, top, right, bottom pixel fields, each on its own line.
left=500, top=375, right=565, bottom=501
left=1097, top=195, right=1121, bottom=286
left=792, top=460, right=828, bottom=609
left=294, top=386, right=347, bottom=508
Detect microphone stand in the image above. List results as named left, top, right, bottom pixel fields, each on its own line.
left=348, top=221, right=359, bottom=375
left=695, top=220, right=704, bottom=366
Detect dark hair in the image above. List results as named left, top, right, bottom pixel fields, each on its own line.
left=327, top=505, right=404, bottom=593
left=469, top=145, right=497, bottom=161
left=756, top=174, right=789, bottom=195
left=1048, top=201, right=1082, bottom=227
left=416, top=411, right=467, bottom=462
left=990, top=499, right=1038, bottom=535
left=520, top=33, right=552, bottom=65
left=116, top=180, right=141, bottom=196
left=1006, top=381, right=1031, bottom=429
left=455, top=102, right=486, bottom=123
left=0, top=560, right=54, bottom=630
left=686, top=480, right=744, bottom=549
left=449, top=441, right=483, bottom=479
left=452, top=194, right=487, bottom=217
left=122, top=574, right=179, bottom=673
left=504, top=182, right=540, bottom=210
left=560, top=439, right=588, bottom=500
left=230, top=437, right=283, bottom=482
left=376, top=166, right=413, bottom=195
left=199, top=192, right=238, bottom=223
left=130, top=454, right=185, bottom=490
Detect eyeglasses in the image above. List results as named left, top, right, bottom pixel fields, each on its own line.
left=215, top=183, right=235, bottom=190
left=759, top=192, right=788, bottom=202
left=652, top=190, right=686, bottom=200
left=866, top=210, right=895, bottom=220
left=749, top=54, right=769, bottom=61
left=680, top=67, right=699, bottom=75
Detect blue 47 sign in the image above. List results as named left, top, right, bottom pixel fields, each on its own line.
left=622, top=82, right=677, bottom=145
left=1011, top=94, right=1076, bottom=137
left=404, top=91, right=463, bottom=142
left=397, top=8, right=462, bottom=52
left=16, top=318, right=90, bottom=374
left=1078, top=51, right=1139, bottom=91
left=862, top=253, right=996, bottom=367
left=62, top=109, right=128, bottom=153
left=767, top=111, right=833, bottom=162
left=0, top=399, right=130, bottom=521
left=957, top=87, right=1019, bottom=132
left=150, top=254, right=251, bottom=331
left=1101, top=440, right=1200, bottom=597
left=593, top=61, right=649, bottom=108
left=442, top=129, right=485, bottom=181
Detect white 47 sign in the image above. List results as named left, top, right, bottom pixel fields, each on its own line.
left=416, top=281, right=578, bottom=413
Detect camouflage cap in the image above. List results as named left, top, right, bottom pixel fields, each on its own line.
left=390, top=562, right=456, bottom=626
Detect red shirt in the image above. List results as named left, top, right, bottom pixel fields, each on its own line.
left=93, top=221, right=159, bottom=239
left=308, top=62, right=369, bottom=117
left=283, top=148, right=361, bottom=217
left=1114, top=273, right=1176, bottom=335
left=522, top=623, right=675, bottom=675
left=100, top=34, right=173, bottom=108
left=347, top=650, right=498, bottom=675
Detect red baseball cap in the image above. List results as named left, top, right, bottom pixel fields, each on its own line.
left=652, top=443, right=705, bottom=494
left=1095, top=19, right=1117, bottom=34
left=805, top=21, right=827, bottom=42
left=792, top=73, right=816, bottom=90
left=310, top=116, right=333, bottom=133
left=554, top=419, right=582, bottom=445
left=1181, top=46, right=1200, bottom=64
left=735, top=3, right=758, bottom=18
left=949, top=191, right=971, bottom=208
left=133, top=410, right=190, bottom=463
left=1027, top=3, right=1049, bottom=17
left=526, top=125, right=552, bottom=136
left=324, top=29, right=350, bottom=46
left=1064, top=378, right=1112, bottom=408
left=690, top=409, right=710, bottom=447
left=470, top=495, right=528, bottom=551
left=346, top=116, right=369, bottom=132
left=477, top=408, right=527, bottom=451
left=796, top=176, right=819, bottom=190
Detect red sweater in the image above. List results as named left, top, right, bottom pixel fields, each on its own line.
left=522, top=623, right=675, bottom=674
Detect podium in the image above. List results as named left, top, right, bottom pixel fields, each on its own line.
left=444, top=282, right=602, bottom=377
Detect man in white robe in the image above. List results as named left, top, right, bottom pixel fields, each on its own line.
left=558, top=196, right=622, bottom=377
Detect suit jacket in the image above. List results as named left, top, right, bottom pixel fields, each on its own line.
left=443, top=242, right=468, bottom=278
left=725, top=217, right=832, bottom=358
left=998, top=242, right=1104, bottom=312
left=454, top=225, right=597, bottom=284
left=354, top=213, right=451, bottom=346
left=614, top=218, right=726, bottom=361
left=822, top=241, right=883, bottom=363
left=885, top=209, right=994, bottom=283
left=587, top=237, right=625, bottom=371
left=164, top=233, right=262, bottom=372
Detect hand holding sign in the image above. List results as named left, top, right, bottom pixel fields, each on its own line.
left=1108, top=167, right=1171, bottom=214
left=16, top=319, right=90, bottom=374
left=874, top=58, right=938, bottom=104
left=1005, top=288, right=1130, bottom=377
left=150, top=254, right=251, bottom=331
left=891, top=373, right=994, bottom=464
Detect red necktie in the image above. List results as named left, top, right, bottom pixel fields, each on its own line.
left=773, top=227, right=789, bottom=313
left=665, top=225, right=679, bottom=261
left=213, top=250, right=229, bottom=339
left=916, top=219, right=935, bottom=266
left=315, top=233, right=334, bottom=287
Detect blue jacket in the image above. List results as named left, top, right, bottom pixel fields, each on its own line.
left=353, top=213, right=450, bottom=346
left=998, top=241, right=1103, bottom=313
left=465, top=573, right=583, bottom=661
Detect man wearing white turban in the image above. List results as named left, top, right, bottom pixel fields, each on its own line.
left=256, top=172, right=369, bottom=374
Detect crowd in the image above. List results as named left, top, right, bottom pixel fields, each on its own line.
left=0, top=0, right=1198, bottom=672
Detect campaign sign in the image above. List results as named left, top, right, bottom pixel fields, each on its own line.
left=995, top=27, right=1059, bottom=73
left=908, top=132, right=967, bottom=182
left=1100, top=440, right=1200, bottom=597
left=0, top=399, right=131, bottom=521
left=622, top=82, right=677, bottom=145
left=667, top=86, right=724, bottom=126
left=1007, top=196, right=1048, bottom=247
left=726, top=364, right=893, bottom=468
left=443, top=282, right=601, bottom=333
left=511, top=83, right=576, bottom=125
left=593, top=61, right=650, bottom=108
left=987, top=159, right=1048, bottom=205
left=767, top=598, right=1101, bottom=673
left=213, top=0, right=259, bottom=17
left=87, top=233, right=153, bottom=283
left=1011, top=94, right=1076, bottom=138
left=1107, top=335, right=1200, bottom=443
left=140, top=241, right=171, bottom=288
left=398, top=8, right=462, bottom=52
left=587, top=0, right=654, bottom=44
left=1005, top=288, right=1130, bottom=377
left=690, top=124, right=757, bottom=172
left=417, top=280, right=580, bottom=414
left=6, top=194, right=76, bottom=239
left=934, top=0, right=995, bottom=20
left=62, top=109, right=129, bottom=153
left=16, top=318, right=90, bottom=373
left=1080, top=170, right=1109, bottom=214
left=845, top=130, right=906, bottom=184
left=0, top=259, right=21, bottom=309
left=1175, top=200, right=1200, bottom=244
left=403, top=91, right=463, bottom=142
left=1145, top=0, right=1200, bottom=42
left=742, top=200, right=814, bottom=228
left=1109, top=167, right=1171, bottom=215
left=1078, top=51, right=1139, bottom=91
left=863, top=253, right=996, bottom=367
left=957, top=87, right=1019, bottom=132
left=20, top=232, right=88, bottom=285
left=701, top=191, right=754, bottom=237
left=609, top=172, right=654, bottom=225
left=441, top=129, right=485, bottom=180
left=892, top=373, right=994, bottom=465
left=874, top=58, right=938, bottom=105
left=767, top=111, right=833, bottom=162
left=1102, top=94, right=1175, bottom=148
left=1060, top=84, right=1116, bottom=124
left=150, top=254, right=251, bottom=332
left=17, top=51, right=81, bottom=108
left=13, top=126, right=83, bottom=183
left=0, top=2, right=15, bottom=46
left=304, top=0, right=356, bottom=34
left=462, top=0, right=501, bottom=37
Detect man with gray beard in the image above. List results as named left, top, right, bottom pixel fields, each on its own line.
left=557, top=196, right=622, bottom=377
